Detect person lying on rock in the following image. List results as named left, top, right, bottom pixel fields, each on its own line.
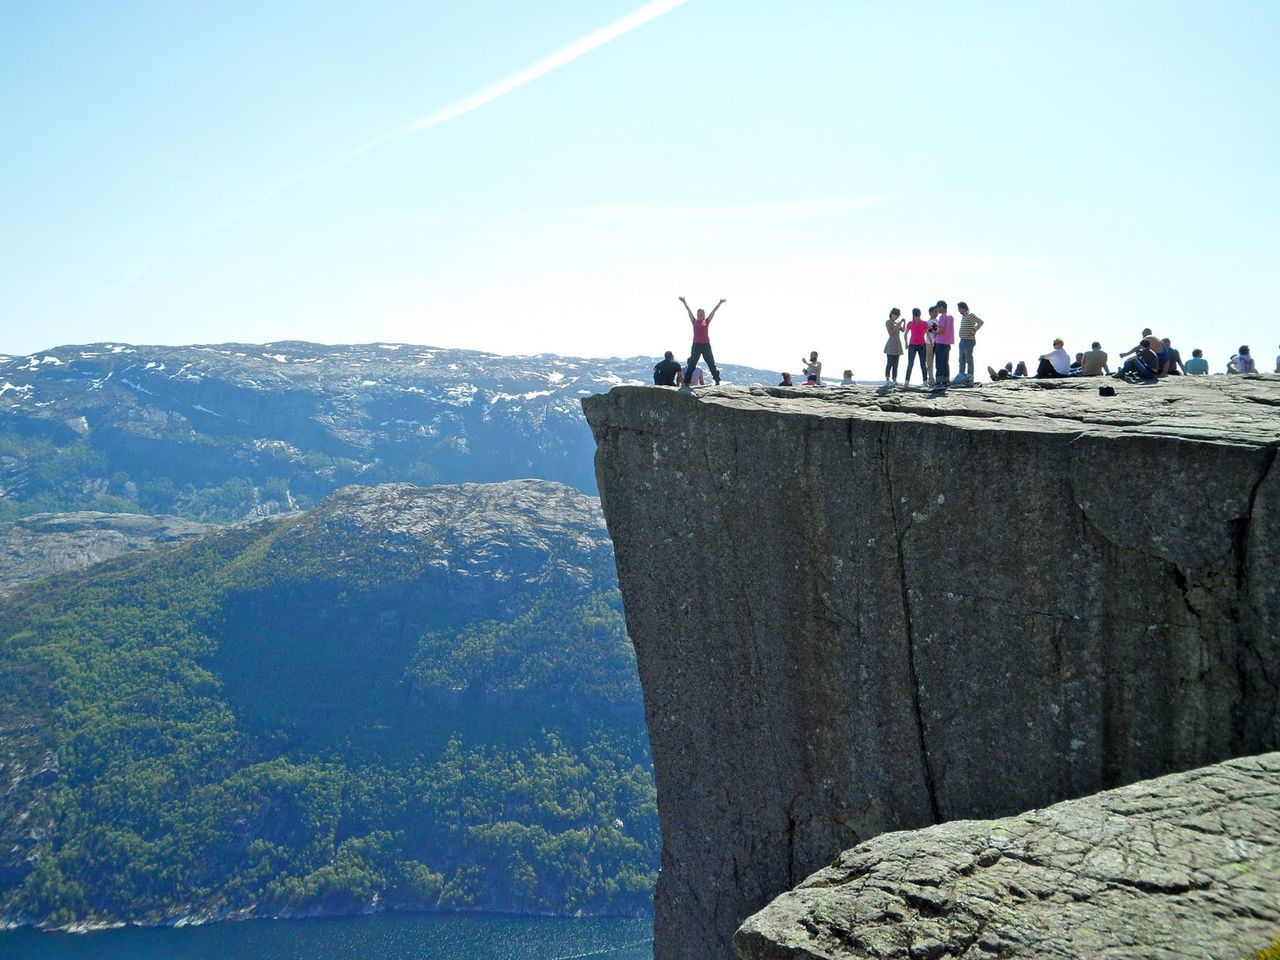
left=987, top=361, right=1028, bottom=381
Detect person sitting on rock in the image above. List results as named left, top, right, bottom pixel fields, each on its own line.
left=1120, top=327, right=1157, bottom=359
left=684, top=363, right=707, bottom=387
left=1185, top=348, right=1209, bottom=375
left=778, top=372, right=794, bottom=386
left=653, top=350, right=682, bottom=386
left=1034, top=339, right=1071, bottom=378
left=1116, top=337, right=1160, bottom=381
left=840, top=369, right=854, bottom=385
left=1160, top=338, right=1186, bottom=375
left=1081, top=342, right=1110, bottom=376
left=1227, top=345, right=1256, bottom=375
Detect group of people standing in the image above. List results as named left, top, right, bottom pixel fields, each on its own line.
left=881, top=301, right=983, bottom=388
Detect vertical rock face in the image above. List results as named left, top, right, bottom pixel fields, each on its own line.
left=583, top=379, right=1280, bottom=960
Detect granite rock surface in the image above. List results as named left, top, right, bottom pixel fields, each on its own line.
left=0, top=511, right=210, bottom=597
left=735, top=752, right=1280, bottom=960
left=583, top=376, right=1280, bottom=960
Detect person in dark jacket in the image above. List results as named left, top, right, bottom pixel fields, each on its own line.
left=653, top=351, right=682, bottom=386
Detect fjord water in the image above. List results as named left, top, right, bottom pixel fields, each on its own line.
left=0, top=914, right=653, bottom=960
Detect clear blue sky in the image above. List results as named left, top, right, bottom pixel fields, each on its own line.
left=3, top=0, right=1278, bottom=373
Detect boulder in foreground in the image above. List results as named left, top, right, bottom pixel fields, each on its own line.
left=736, top=752, right=1280, bottom=960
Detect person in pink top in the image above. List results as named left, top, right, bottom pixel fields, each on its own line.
left=904, top=307, right=928, bottom=384
left=932, top=300, right=955, bottom=387
left=679, top=296, right=726, bottom=386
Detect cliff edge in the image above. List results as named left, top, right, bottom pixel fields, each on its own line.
left=583, top=377, right=1280, bottom=960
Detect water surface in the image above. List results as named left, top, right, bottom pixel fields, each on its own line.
left=0, top=913, right=653, bottom=960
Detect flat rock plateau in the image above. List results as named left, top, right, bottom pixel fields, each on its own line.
left=0, top=511, right=210, bottom=596
left=584, top=376, right=1280, bottom=960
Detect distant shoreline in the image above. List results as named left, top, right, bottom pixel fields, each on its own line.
left=0, top=900, right=655, bottom=936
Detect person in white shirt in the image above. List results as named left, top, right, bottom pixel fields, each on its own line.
left=1274, top=345, right=1280, bottom=373
left=683, top=364, right=707, bottom=386
left=1227, top=346, right=1256, bottom=375
left=1034, top=338, right=1072, bottom=378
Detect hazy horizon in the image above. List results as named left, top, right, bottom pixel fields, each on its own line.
left=4, top=0, right=1277, bottom=375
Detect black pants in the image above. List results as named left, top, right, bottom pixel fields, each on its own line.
left=933, top=343, right=952, bottom=384
left=884, top=354, right=900, bottom=380
left=1035, top=357, right=1064, bottom=378
left=686, top=342, right=719, bottom=383
left=905, top=343, right=926, bottom=382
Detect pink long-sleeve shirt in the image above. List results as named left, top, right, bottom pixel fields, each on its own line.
left=934, top=313, right=956, bottom=345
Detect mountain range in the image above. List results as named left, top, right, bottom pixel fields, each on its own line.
left=0, top=342, right=773, bottom=521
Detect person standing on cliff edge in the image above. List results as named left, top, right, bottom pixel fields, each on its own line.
left=956, top=301, right=984, bottom=383
left=679, top=296, right=725, bottom=386
left=933, top=300, right=955, bottom=388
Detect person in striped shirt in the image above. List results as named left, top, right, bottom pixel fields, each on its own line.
left=956, top=302, right=984, bottom=383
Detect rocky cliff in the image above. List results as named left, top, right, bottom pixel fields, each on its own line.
left=583, top=377, right=1280, bottom=960
left=735, top=752, right=1280, bottom=960
left=0, top=511, right=210, bottom=596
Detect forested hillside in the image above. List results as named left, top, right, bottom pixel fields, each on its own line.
left=0, top=481, right=656, bottom=929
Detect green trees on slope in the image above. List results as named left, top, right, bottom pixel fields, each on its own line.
left=0, top=513, right=657, bottom=927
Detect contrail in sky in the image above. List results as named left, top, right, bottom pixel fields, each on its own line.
left=203, top=0, right=691, bottom=233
